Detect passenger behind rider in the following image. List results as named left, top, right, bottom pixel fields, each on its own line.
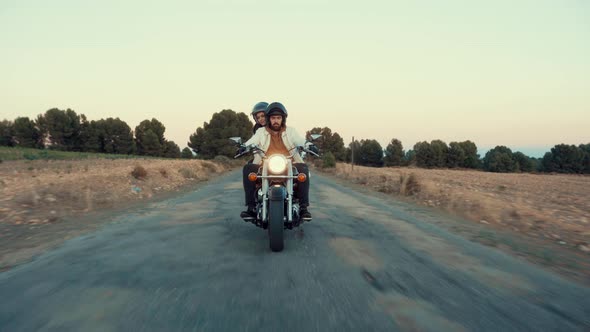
left=247, top=102, right=268, bottom=164
left=250, top=102, right=268, bottom=134
left=240, top=102, right=312, bottom=221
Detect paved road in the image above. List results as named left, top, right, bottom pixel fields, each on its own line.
left=1, top=170, right=589, bottom=331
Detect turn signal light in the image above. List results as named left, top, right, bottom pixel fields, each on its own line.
left=297, top=173, right=307, bottom=182
left=248, top=172, right=258, bottom=182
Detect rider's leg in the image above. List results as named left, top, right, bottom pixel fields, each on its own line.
left=294, top=163, right=311, bottom=220
left=241, top=163, right=259, bottom=219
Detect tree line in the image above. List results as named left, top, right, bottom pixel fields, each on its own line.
left=3, top=108, right=588, bottom=174
left=0, top=108, right=182, bottom=158
left=306, top=132, right=589, bottom=174
left=186, top=111, right=589, bottom=174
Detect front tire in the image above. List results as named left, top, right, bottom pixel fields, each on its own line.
left=268, top=186, right=285, bottom=252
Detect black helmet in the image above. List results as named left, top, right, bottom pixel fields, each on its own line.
left=251, top=102, right=268, bottom=120
left=265, top=102, right=288, bottom=118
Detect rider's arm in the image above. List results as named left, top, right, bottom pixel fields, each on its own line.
left=244, top=127, right=264, bottom=147
left=288, top=127, right=307, bottom=147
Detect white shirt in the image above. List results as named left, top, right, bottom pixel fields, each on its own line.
left=244, top=126, right=307, bottom=164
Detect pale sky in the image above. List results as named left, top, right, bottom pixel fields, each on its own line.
left=1, top=0, right=589, bottom=157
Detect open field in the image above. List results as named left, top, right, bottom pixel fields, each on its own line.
left=0, top=157, right=237, bottom=270
left=323, top=163, right=590, bottom=251
left=318, top=163, right=590, bottom=281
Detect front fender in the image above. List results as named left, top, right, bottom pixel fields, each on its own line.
left=269, top=185, right=286, bottom=201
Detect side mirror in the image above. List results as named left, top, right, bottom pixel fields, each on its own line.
left=229, top=137, right=242, bottom=145
left=310, top=134, right=322, bottom=141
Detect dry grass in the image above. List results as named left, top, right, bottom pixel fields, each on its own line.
left=324, top=163, right=590, bottom=254
left=0, top=159, right=233, bottom=226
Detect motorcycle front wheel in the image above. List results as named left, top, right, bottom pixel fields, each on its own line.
left=268, top=186, right=285, bottom=252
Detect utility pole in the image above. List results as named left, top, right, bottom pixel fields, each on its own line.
left=351, top=136, right=355, bottom=171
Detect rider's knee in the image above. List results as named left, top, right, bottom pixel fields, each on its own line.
left=243, top=163, right=259, bottom=177
left=294, top=163, right=309, bottom=174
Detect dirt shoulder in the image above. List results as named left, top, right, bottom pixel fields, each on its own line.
left=0, top=158, right=237, bottom=270
left=317, top=163, right=590, bottom=284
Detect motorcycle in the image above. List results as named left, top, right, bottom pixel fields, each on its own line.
left=230, top=135, right=321, bottom=252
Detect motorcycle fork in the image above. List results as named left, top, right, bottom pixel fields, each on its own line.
left=260, top=160, right=295, bottom=223
left=261, top=159, right=269, bottom=222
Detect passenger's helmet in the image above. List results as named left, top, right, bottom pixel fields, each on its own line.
left=251, top=102, right=268, bottom=121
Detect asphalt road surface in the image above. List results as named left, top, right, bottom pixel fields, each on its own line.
left=1, top=170, right=589, bottom=331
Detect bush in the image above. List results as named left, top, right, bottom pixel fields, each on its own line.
left=213, top=155, right=232, bottom=167
left=159, top=168, right=168, bottom=178
left=131, top=165, right=147, bottom=179
left=399, top=173, right=421, bottom=196
left=202, top=161, right=220, bottom=173
left=23, top=152, right=39, bottom=160
left=181, top=147, right=194, bottom=159
left=322, top=151, right=336, bottom=168
left=178, top=167, right=198, bottom=179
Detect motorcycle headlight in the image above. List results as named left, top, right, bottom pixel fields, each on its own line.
left=268, top=155, right=288, bottom=174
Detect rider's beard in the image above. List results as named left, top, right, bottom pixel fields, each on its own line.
left=271, top=122, right=281, bottom=131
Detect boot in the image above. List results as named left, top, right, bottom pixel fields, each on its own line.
left=300, top=206, right=312, bottom=221
left=240, top=205, right=256, bottom=220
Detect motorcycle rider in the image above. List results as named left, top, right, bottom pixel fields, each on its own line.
left=250, top=101, right=268, bottom=134
left=240, top=102, right=312, bottom=222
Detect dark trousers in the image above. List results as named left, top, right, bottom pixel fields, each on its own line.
left=243, top=163, right=310, bottom=208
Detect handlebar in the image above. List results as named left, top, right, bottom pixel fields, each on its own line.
left=234, top=144, right=263, bottom=159
left=234, top=143, right=320, bottom=159
left=302, top=147, right=320, bottom=157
